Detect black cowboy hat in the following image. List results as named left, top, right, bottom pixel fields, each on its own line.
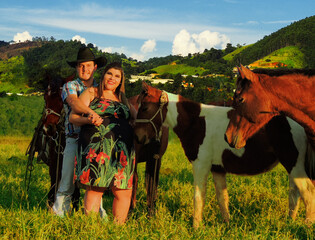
left=67, top=47, right=107, bottom=68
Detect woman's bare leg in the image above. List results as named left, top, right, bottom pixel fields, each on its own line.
left=112, top=187, right=132, bottom=224
left=84, top=189, right=104, bottom=215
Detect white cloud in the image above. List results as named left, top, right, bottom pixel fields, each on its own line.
left=130, top=53, right=145, bottom=62
left=72, top=35, right=86, bottom=44
left=140, top=39, right=156, bottom=53
left=102, top=47, right=113, bottom=53
left=172, top=29, right=198, bottom=56
left=101, top=46, right=126, bottom=55
left=13, top=31, right=32, bottom=43
left=172, top=29, right=230, bottom=56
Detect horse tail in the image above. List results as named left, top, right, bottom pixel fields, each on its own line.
left=305, top=141, right=315, bottom=186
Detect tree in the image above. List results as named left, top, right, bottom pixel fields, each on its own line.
left=224, top=43, right=236, bottom=55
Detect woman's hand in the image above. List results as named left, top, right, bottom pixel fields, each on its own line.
left=88, top=113, right=103, bottom=126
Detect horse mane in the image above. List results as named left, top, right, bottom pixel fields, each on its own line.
left=50, top=76, right=63, bottom=91
left=252, top=68, right=315, bottom=77
left=45, top=72, right=75, bottom=93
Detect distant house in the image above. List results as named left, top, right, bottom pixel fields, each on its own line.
left=129, top=75, right=173, bottom=84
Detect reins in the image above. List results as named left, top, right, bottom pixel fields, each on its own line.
left=25, top=108, right=46, bottom=191
left=25, top=104, right=65, bottom=193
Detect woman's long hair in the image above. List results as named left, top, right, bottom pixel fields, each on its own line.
left=98, top=62, right=129, bottom=108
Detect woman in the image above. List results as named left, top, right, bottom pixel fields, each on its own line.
left=70, top=62, right=136, bottom=224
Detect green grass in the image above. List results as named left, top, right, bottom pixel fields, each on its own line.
left=152, top=64, right=205, bottom=76
left=255, top=46, right=306, bottom=68
left=0, top=95, right=44, bottom=136
left=223, top=45, right=253, bottom=62
left=0, top=134, right=314, bottom=239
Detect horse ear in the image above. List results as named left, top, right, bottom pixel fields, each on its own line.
left=240, top=65, right=258, bottom=83
left=142, top=81, right=149, bottom=93
left=160, top=91, right=168, bottom=104
left=237, top=66, right=245, bottom=79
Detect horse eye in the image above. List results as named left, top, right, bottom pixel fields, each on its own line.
left=238, top=97, right=245, bottom=103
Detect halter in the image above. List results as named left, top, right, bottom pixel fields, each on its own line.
left=44, top=108, right=61, bottom=118
left=44, top=85, right=64, bottom=126
left=135, top=91, right=168, bottom=142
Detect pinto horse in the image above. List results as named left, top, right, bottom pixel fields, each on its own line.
left=225, top=65, right=315, bottom=150
left=134, top=82, right=315, bottom=228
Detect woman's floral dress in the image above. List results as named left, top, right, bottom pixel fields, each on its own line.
left=75, top=98, right=135, bottom=190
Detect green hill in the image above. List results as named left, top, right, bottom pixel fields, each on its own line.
left=230, top=16, right=315, bottom=68
left=249, top=46, right=306, bottom=69
left=223, top=44, right=253, bottom=62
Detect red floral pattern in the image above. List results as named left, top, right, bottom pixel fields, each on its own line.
left=99, top=99, right=111, bottom=112
left=120, top=150, right=128, bottom=167
left=96, top=152, right=110, bottom=164
left=128, top=174, right=133, bottom=189
left=114, top=168, right=125, bottom=188
left=80, top=169, right=90, bottom=184
left=86, top=148, right=97, bottom=162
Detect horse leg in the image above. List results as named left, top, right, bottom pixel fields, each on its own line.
left=290, top=167, right=315, bottom=223
left=288, top=176, right=300, bottom=220
left=192, top=159, right=209, bottom=228
left=145, top=154, right=161, bottom=217
left=211, top=171, right=229, bottom=223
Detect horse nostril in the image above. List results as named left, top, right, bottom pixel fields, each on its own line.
left=47, top=125, right=53, bottom=132
left=134, top=135, right=140, bottom=144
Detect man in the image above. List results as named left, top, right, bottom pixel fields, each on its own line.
left=52, top=46, right=106, bottom=217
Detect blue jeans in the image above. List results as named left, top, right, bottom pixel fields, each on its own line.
left=52, top=137, right=77, bottom=216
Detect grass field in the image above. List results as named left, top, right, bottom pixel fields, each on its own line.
left=0, top=134, right=314, bottom=239
left=152, top=64, right=205, bottom=76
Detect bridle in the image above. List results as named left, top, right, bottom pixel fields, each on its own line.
left=135, top=91, right=168, bottom=142
left=43, top=85, right=65, bottom=140
left=44, top=107, right=61, bottom=118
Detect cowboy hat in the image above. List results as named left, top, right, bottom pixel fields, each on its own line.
left=67, top=47, right=107, bottom=68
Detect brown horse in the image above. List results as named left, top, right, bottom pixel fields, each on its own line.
left=134, top=82, right=315, bottom=228
left=126, top=95, right=168, bottom=216
left=40, top=73, right=81, bottom=208
left=225, top=65, right=315, bottom=150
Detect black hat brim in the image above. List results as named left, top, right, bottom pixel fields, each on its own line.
left=67, top=56, right=107, bottom=68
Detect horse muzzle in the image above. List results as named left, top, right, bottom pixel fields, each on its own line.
left=43, top=124, right=57, bottom=138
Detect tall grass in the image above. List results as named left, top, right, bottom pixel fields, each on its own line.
left=0, top=134, right=314, bottom=239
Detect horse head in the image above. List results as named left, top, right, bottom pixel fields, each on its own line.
left=134, top=82, right=168, bottom=145
left=224, top=109, right=273, bottom=149
left=43, top=73, right=75, bottom=137
left=225, top=66, right=278, bottom=148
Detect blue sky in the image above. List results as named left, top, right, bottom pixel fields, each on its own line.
left=1, top=0, right=314, bottom=61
